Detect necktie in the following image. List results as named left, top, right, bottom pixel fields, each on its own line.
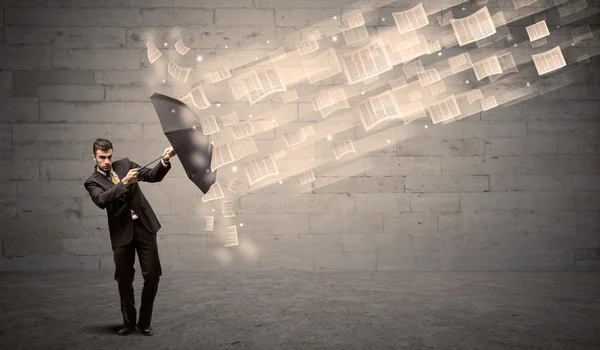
left=108, top=171, right=136, bottom=217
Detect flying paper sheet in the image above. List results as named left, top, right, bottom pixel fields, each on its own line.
left=224, top=225, right=238, bottom=247
left=245, top=154, right=279, bottom=186
left=297, top=35, right=319, bottom=56
left=228, top=177, right=243, bottom=194
left=204, top=68, right=231, bottom=84
left=473, top=55, right=503, bottom=81
left=333, top=139, right=356, bottom=160
left=526, top=20, right=550, bottom=42
left=358, top=90, right=402, bottom=132
left=392, top=3, right=429, bottom=34
left=202, top=183, right=224, bottom=203
left=448, top=52, right=473, bottom=74
left=532, top=46, right=566, bottom=76
left=284, top=125, right=316, bottom=148
left=174, top=39, right=190, bottom=55
left=238, top=68, right=287, bottom=105
left=146, top=42, right=162, bottom=64
left=480, top=96, right=498, bottom=111
left=428, top=95, right=460, bottom=124
left=204, top=216, right=214, bottom=231
left=298, top=170, right=316, bottom=185
left=450, top=7, right=496, bottom=46
left=340, top=38, right=393, bottom=85
left=342, top=24, right=370, bottom=45
left=513, top=0, right=538, bottom=9
left=302, top=47, right=343, bottom=85
left=168, top=60, right=192, bottom=83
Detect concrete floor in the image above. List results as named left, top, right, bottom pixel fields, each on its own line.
left=0, top=271, right=599, bottom=350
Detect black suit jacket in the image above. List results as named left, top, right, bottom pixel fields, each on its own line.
left=84, top=158, right=171, bottom=250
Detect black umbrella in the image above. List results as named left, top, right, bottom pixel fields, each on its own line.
left=144, top=92, right=217, bottom=194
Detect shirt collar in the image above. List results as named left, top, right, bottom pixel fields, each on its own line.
left=96, top=165, right=112, bottom=177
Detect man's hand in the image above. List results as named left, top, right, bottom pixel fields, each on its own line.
left=122, top=168, right=139, bottom=185
left=162, top=146, right=176, bottom=162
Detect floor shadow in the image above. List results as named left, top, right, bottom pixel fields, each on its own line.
left=87, top=324, right=124, bottom=335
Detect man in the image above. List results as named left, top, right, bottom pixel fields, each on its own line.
left=84, top=138, right=176, bottom=336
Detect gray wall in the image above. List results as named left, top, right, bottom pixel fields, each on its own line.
left=1, top=0, right=599, bottom=272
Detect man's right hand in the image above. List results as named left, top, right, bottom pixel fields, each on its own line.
left=122, top=168, right=139, bottom=185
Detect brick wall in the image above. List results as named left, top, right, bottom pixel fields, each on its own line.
left=1, top=0, right=599, bottom=272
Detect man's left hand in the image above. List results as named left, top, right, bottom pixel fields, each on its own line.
left=162, top=146, right=176, bottom=161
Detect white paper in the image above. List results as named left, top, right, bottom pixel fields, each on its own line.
left=284, top=125, right=316, bottom=148
left=224, top=225, right=238, bottom=247
left=442, top=33, right=458, bottom=48
left=269, top=47, right=287, bottom=62
left=480, top=96, right=498, bottom=111
left=221, top=200, right=236, bottom=218
left=427, top=95, right=460, bottom=124
left=402, top=59, right=424, bottom=80
left=466, top=89, right=484, bottom=104
left=204, top=216, right=214, bottom=231
left=302, top=47, right=342, bottom=85
left=425, top=40, right=441, bottom=55
left=428, top=80, right=447, bottom=96
left=417, top=68, right=441, bottom=87
left=450, top=7, right=496, bottom=46
left=238, top=68, right=287, bottom=105
left=244, top=154, right=279, bottom=186
left=473, top=55, right=503, bottom=81
left=298, top=170, right=316, bottom=185
left=228, top=177, right=243, bottom=194
left=448, top=52, right=473, bottom=74
left=168, top=60, right=191, bottom=83
left=202, top=183, right=224, bottom=203
left=146, top=41, right=162, bottom=64
left=340, top=38, right=393, bottom=85
left=532, top=46, right=566, bottom=76
left=342, top=25, right=370, bottom=45
left=401, top=101, right=426, bottom=125
left=205, top=68, right=231, bottom=84
left=526, top=20, right=550, bottom=42
left=297, top=35, right=319, bottom=56
left=219, top=111, right=239, bottom=127
left=333, top=139, right=356, bottom=160
left=181, top=85, right=211, bottom=110
left=314, top=87, right=350, bottom=119
left=358, top=90, right=402, bottom=132
left=199, top=115, right=219, bottom=135
left=345, top=12, right=365, bottom=28
left=174, top=39, right=190, bottom=55
left=392, top=3, right=429, bottom=34
left=512, top=0, right=537, bottom=9
left=389, top=76, right=407, bottom=91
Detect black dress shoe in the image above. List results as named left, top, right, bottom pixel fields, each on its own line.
left=117, top=326, right=136, bottom=336
left=140, top=327, right=154, bottom=336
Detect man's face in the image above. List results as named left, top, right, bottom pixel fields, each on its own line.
left=93, top=149, right=113, bottom=172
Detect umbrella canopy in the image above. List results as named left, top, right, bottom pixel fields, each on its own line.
left=149, top=92, right=217, bottom=194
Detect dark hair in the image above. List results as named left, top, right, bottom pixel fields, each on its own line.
left=93, top=138, right=113, bottom=156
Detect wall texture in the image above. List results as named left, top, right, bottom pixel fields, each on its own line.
left=0, top=0, right=599, bottom=272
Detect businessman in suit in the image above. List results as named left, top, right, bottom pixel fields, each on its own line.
left=84, top=138, right=176, bottom=336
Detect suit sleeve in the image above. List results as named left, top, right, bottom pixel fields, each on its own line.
left=129, top=157, right=171, bottom=183
left=84, top=179, right=129, bottom=210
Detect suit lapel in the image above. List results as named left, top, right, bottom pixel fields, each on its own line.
left=94, top=159, right=125, bottom=187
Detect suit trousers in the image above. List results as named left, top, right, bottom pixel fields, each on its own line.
left=113, top=219, right=162, bottom=329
